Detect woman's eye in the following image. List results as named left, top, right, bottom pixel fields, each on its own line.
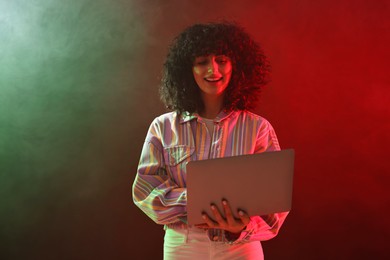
left=216, top=56, right=229, bottom=64
left=196, top=60, right=208, bottom=65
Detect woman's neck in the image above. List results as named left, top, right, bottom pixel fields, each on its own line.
left=199, top=94, right=224, bottom=119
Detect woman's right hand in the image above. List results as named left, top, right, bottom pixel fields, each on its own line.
left=194, top=199, right=250, bottom=234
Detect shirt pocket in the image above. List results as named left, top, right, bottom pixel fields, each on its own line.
left=164, top=145, right=195, bottom=166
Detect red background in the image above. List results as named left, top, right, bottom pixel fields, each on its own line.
left=135, top=1, right=390, bottom=258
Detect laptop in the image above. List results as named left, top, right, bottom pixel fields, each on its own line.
left=186, top=149, right=295, bottom=225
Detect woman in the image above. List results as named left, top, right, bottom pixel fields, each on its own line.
left=132, top=22, right=288, bottom=259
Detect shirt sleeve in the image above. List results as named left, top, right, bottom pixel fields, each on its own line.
left=132, top=121, right=187, bottom=225
left=226, top=212, right=289, bottom=244
left=254, top=118, right=281, bottom=153
left=227, top=118, right=289, bottom=244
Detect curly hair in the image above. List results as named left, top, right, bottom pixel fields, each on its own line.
left=160, top=21, right=271, bottom=113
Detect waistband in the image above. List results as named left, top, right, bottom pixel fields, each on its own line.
left=164, top=221, right=190, bottom=230
left=164, top=222, right=236, bottom=244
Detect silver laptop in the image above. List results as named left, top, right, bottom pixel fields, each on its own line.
left=186, top=149, right=294, bottom=225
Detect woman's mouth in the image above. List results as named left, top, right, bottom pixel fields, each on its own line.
left=205, top=77, right=223, bottom=82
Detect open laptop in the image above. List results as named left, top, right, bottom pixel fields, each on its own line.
left=186, top=149, right=294, bottom=225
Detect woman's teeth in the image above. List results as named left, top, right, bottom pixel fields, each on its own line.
left=205, top=77, right=222, bottom=82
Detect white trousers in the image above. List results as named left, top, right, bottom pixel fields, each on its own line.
left=163, top=224, right=264, bottom=260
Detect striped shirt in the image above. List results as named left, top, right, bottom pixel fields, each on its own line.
left=132, top=110, right=288, bottom=243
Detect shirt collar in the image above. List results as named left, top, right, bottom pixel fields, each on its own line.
left=179, top=110, right=236, bottom=124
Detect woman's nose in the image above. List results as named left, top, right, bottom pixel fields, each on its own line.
left=207, top=60, right=219, bottom=74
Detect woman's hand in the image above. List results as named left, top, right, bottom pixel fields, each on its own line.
left=195, top=199, right=250, bottom=234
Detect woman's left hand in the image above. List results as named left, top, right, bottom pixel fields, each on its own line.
left=194, top=199, right=250, bottom=234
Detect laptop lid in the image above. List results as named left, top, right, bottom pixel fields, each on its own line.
left=186, top=149, right=295, bottom=225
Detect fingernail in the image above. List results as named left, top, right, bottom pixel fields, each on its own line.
left=202, top=214, right=206, bottom=219
left=222, top=200, right=227, bottom=205
left=211, top=205, right=216, bottom=210
left=239, top=211, right=244, bottom=216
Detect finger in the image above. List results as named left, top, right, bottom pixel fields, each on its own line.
left=194, top=223, right=207, bottom=227
left=194, top=223, right=209, bottom=229
left=238, top=210, right=251, bottom=226
left=221, top=199, right=235, bottom=224
left=202, top=212, right=218, bottom=228
left=210, top=204, right=227, bottom=225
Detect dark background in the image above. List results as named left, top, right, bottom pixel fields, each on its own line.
left=1, top=0, right=389, bottom=259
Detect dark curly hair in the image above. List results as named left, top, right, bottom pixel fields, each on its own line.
left=160, top=21, right=271, bottom=113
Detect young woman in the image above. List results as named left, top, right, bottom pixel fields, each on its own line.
left=132, top=22, right=288, bottom=260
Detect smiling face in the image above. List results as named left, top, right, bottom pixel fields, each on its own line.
left=192, top=54, right=232, bottom=98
